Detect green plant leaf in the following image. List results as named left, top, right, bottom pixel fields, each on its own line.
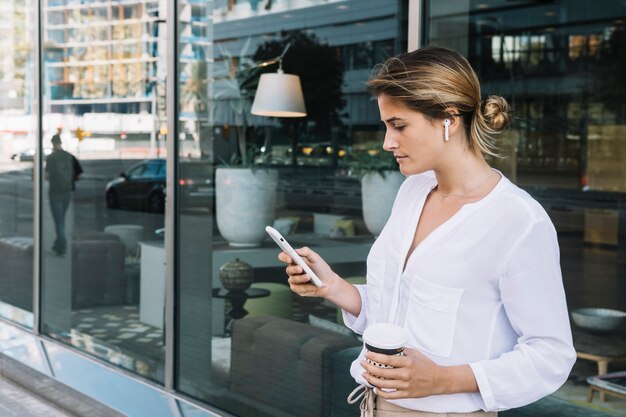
left=217, top=143, right=271, bottom=170
left=346, top=148, right=398, bottom=179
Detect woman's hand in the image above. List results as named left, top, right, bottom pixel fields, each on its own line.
left=361, top=348, right=478, bottom=399
left=361, top=348, right=444, bottom=399
left=278, top=246, right=338, bottom=298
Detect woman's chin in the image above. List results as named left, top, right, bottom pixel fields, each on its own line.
left=399, top=164, right=419, bottom=176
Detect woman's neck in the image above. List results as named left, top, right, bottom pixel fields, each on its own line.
left=433, top=151, right=495, bottom=197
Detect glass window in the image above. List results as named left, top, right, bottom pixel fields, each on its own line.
left=425, top=1, right=626, bottom=411
left=143, top=162, right=164, bottom=179
left=175, top=0, right=408, bottom=415
left=40, top=0, right=167, bottom=384
left=127, top=164, right=146, bottom=179
left=0, top=0, right=36, bottom=327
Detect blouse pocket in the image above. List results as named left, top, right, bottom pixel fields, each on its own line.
left=365, top=258, right=385, bottom=323
left=406, top=277, right=463, bottom=357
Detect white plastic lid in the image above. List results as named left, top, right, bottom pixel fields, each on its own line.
left=363, top=323, right=408, bottom=350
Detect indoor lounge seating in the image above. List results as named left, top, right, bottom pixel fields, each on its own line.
left=228, top=316, right=361, bottom=417
left=0, top=237, right=34, bottom=311
left=72, top=232, right=126, bottom=309
left=0, top=232, right=126, bottom=311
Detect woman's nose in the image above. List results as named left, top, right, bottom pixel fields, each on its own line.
left=383, top=132, right=397, bottom=151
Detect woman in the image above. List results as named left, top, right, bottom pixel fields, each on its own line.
left=278, top=46, right=575, bottom=416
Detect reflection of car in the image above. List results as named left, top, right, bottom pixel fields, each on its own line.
left=178, top=160, right=215, bottom=208
left=105, top=159, right=213, bottom=213
left=11, top=148, right=52, bottom=162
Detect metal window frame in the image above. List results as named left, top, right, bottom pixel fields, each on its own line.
left=165, top=0, right=180, bottom=392
left=33, top=0, right=44, bottom=335
left=408, top=0, right=423, bottom=52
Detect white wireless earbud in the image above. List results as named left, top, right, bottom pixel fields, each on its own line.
left=443, top=119, right=451, bottom=142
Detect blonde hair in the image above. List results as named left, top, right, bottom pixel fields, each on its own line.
left=367, top=46, right=511, bottom=156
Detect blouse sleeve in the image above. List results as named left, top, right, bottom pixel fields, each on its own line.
left=469, top=219, right=576, bottom=411
left=341, top=284, right=369, bottom=335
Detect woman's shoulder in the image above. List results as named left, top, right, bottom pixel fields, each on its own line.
left=492, top=176, right=552, bottom=225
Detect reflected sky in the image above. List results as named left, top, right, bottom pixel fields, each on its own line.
left=44, top=340, right=173, bottom=417
left=0, top=322, right=47, bottom=375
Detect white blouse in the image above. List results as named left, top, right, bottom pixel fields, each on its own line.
left=342, top=172, right=576, bottom=413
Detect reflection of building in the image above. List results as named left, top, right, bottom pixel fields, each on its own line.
left=0, top=0, right=33, bottom=113
left=43, top=0, right=212, bottom=141
left=429, top=1, right=626, bottom=191
left=44, top=0, right=160, bottom=114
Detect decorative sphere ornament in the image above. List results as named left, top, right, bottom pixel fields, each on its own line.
left=219, top=258, right=253, bottom=291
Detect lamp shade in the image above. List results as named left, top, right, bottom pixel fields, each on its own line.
left=251, top=71, right=307, bottom=117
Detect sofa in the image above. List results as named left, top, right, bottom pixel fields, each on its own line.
left=71, top=232, right=126, bottom=309
left=229, top=316, right=361, bottom=417
left=227, top=317, right=614, bottom=417
left=0, top=232, right=126, bottom=311
left=0, top=237, right=34, bottom=311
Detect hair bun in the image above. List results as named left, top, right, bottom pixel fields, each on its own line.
left=483, top=95, right=511, bottom=131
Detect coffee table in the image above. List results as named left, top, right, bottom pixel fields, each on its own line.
left=573, top=326, right=626, bottom=402
left=587, top=371, right=626, bottom=403
left=212, top=287, right=271, bottom=334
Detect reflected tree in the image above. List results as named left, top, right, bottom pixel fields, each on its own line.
left=213, top=38, right=264, bottom=166
left=182, top=61, right=209, bottom=150
left=253, top=30, right=345, bottom=167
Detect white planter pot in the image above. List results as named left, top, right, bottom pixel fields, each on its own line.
left=216, top=167, right=279, bottom=247
left=361, top=171, right=404, bottom=236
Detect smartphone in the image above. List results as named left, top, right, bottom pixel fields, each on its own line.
left=265, top=226, right=325, bottom=288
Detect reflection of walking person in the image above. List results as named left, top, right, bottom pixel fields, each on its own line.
left=45, top=130, right=83, bottom=256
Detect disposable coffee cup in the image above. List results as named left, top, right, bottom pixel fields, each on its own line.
left=363, top=323, right=408, bottom=368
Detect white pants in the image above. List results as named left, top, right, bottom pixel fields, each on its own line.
left=376, top=397, right=498, bottom=417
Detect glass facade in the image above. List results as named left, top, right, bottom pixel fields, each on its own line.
left=0, top=0, right=36, bottom=328
left=424, top=0, right=626, bottom=310
left=0, top=0, right=623, bottom=416
left=424, top=2, right=626, bottom=413
left=41, top=0, right=167, bottom=383
left=173, top=1, right=409, bottom=415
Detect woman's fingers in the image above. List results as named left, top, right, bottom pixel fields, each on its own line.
left=287, top=273, right=312, bottom=285
left=277, top=252, right=292, bottom=264
left=374, top=387, right=407, bottom=400
left=362, top=372, right=404, bottom=391
left=285, top=264, right=304, bottom=276
left=361, top=360, right=396, bottom=380
left=365, top=351, right=407, bottom=369
left=278, top=246, right=333, bottom=297
left=278, top=246, right=314, bottom=263
left=287, top=277, right=319, bottom=296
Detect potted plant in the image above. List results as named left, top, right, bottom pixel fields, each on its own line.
left=348, top=149, right=404, bottom=236
left=216, top=148, right=278, bottom=247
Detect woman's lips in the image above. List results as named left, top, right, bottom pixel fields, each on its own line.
left=394, top=155, right=407, bottom=161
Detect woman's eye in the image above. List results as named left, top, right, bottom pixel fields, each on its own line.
left=393, top=125, right=405, bottom=131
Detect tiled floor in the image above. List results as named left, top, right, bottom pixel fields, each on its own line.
left=72, top=305, right=164, bottom=356
left=68, top=305, right=165, bottom=381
